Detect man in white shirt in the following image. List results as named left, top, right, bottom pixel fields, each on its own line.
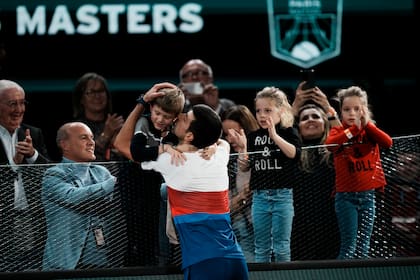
left=0, top=79, right=50, bottom=271
left=141, top=104, right=248, bottom=280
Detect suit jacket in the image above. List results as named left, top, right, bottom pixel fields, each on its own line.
left=41, top=159, right=116, bottom=270
left=0, top=123, right=50, bottom=264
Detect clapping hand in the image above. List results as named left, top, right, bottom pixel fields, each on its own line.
left=14, top=129, right=34, bottom=164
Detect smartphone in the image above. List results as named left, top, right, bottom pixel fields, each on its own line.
left=300, top=69, right=315, bottom=90
left=183, top=82, right=203, bottom=95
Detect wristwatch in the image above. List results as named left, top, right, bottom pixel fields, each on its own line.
left=136, top=94, right=148, bottom=106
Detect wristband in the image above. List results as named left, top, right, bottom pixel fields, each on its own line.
left=328, top=115, right=337, bottom=121
left=136, top=94, right=148, bottom=106
left=344, top=128, right=353, bottom=139
left=326, top=107, right=337, bottom=117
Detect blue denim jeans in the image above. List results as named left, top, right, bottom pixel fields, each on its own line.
left=252, top=188, right=294, bottom=262
left=335, top=190, right=376, bottom=259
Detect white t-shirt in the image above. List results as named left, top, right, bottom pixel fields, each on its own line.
left=142, top=145, right=229, bottom=193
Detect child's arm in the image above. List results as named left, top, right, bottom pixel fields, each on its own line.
left=114, top=104, right=144, bottom=160
left=325, top=125, right=361, bottom=151
left=198, top=143, right=218, bottom=160
left=160, top=144, right=186, bottom=166
left=271, top=134, right=296, bottom=159
left=364, top=122, right=393, bottom=148
left=267, top=117, right=296, bottom=159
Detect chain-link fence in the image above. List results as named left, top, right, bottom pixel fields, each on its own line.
left=0, top=135, right=418, bottom=272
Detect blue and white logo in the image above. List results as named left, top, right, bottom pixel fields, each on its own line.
left=267, top=0, right=343, bottom=68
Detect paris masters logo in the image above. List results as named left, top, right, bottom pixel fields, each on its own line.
left=267, top=0, right=343, bottom=68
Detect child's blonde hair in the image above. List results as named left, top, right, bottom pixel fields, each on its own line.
left=255, top=86, right=294, bottom=128
left=151, top=87, right=185, bottom=116
left=336, top=85, right=375, bottom=124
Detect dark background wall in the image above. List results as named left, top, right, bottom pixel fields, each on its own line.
left=0, top=1, right=417, bottom=161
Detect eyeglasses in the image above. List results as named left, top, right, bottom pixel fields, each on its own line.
left=0, top=100, right=28, bottom=109
left=181, top=70, right=210, bottom=79
left=84, top=88, right=106, bottom=97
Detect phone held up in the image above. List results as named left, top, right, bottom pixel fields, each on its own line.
left=300, top=69, right=315, bottom=90
left=183, top=82, right=204, bottom=95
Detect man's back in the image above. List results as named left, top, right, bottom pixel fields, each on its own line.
left=142, top=144, right=244, bottom=270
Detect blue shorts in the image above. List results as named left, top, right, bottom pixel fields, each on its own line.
left=184, top=257, right=248, bottom=280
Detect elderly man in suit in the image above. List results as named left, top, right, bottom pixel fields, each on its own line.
left=0, top=79, right=50, bottom=271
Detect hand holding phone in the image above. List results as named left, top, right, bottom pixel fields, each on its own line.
left=300, top=69, right=315, bottom=90
left=183, top=82, right=203, bottom=95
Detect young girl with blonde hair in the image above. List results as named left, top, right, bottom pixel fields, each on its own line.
left=325, top=85, right=393, bottom=259
left=238, top=86, right=301, bottom=262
